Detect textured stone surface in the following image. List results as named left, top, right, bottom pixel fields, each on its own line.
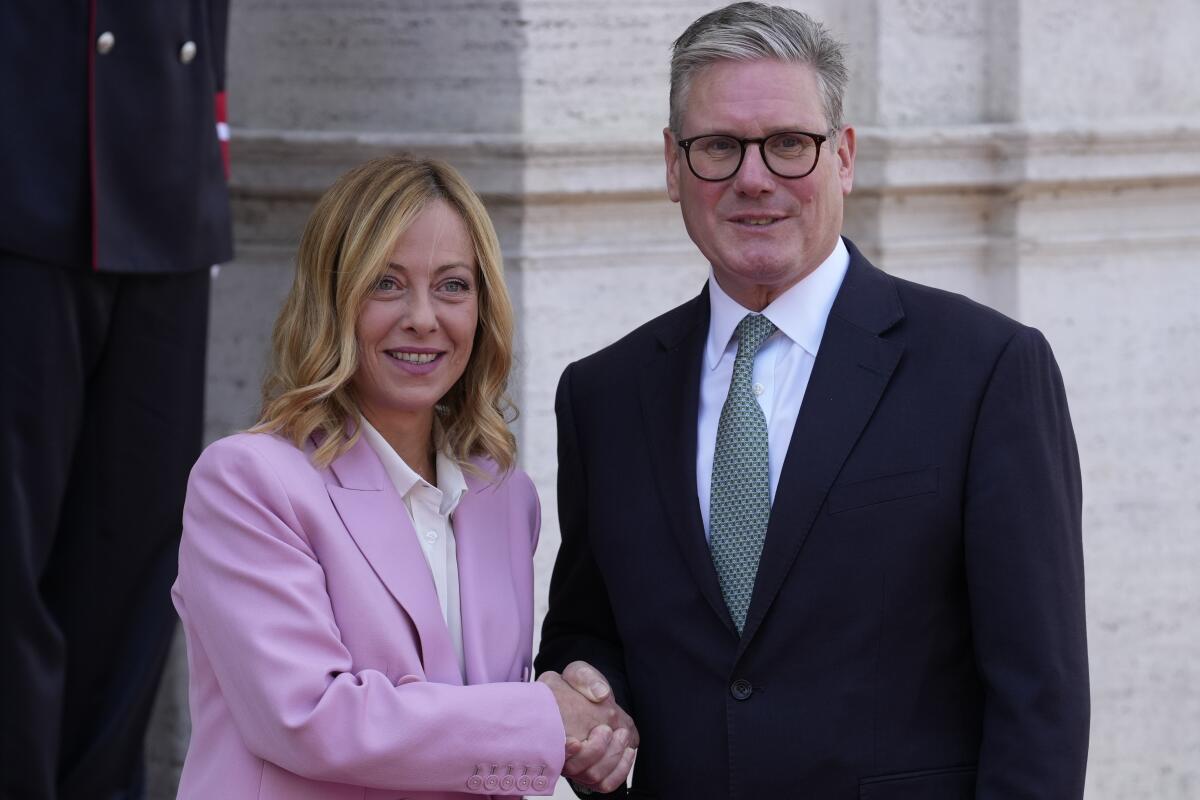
left=147, top=2, right=1200, bottom=798
left=228, top=0, right=525, bottom=134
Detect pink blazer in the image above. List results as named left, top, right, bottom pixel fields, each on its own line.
left=172, top=432, right=566, bottom=799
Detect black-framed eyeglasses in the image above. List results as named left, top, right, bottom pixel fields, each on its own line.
left=677, top=130, right=830, bottom=181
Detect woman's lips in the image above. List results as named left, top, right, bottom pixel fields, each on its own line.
left=384, top=349, right=443, bottom=375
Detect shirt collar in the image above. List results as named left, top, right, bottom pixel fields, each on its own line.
left=358, top=416, right=470, bottom=516
left=705, top=236, right=850, bottom=369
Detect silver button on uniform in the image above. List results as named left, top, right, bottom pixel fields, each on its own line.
left=179, top=41, right=197, bottom=64
left=96, top=31, right=116, bottom=54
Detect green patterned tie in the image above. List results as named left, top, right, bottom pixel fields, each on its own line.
left=709, top=313, right=777, bottom=635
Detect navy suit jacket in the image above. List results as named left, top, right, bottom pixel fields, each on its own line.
left=537, top=239, right=1089, bottom=799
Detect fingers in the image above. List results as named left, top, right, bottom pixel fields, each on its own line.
left=596, top=743, right=638, bottom=793
left=608, top=705, right=640, bottom=749
left=562, top=724, right=612, bottom=777
left=562, top=660, right=611, bottom=702
left=540, top=671, right=616, bottom=741
left=565, top=736, right=583, bottom=759
left=563, top=724, right=636, bottom=793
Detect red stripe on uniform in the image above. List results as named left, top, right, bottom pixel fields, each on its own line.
left=215, top=91, right=230, bottom=179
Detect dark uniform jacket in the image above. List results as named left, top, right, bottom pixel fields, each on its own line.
left=0, top=0, right=233, bottom=272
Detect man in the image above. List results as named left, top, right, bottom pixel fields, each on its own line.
left=0, top=3, right=231, bottom=797
left=537, top=3, right=1089, bottom=798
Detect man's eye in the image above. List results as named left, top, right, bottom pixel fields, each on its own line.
left=704, top=138, right=738, bottom=155
left=771, top=135, right=808, bottom=153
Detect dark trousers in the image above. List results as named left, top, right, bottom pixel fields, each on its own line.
left=0, top=253, right=210, bottom=800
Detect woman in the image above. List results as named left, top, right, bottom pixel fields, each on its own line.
left=172, top=156, right=633, bottom=798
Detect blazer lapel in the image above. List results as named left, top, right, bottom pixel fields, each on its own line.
left=453, top=468, right=521, bottom=686
left=638, top=290, right=736, bottom=633
left=739, top=244, right=906, bottom=650
left=325, top=435, right=462, bottom=685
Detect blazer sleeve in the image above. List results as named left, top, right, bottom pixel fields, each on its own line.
left=963, top=327, right=1090, bottom=797
left=176, top=436, right=566, bottom=793
left=536, top=364, right=634, bottom=723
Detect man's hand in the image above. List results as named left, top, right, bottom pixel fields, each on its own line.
left=539, top=661, right=638, bottom=793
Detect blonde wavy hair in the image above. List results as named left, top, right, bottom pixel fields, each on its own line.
left=253, top=155, right=517, bottom=474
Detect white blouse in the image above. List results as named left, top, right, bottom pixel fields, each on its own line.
left=359, top=417, right=469, bottom=681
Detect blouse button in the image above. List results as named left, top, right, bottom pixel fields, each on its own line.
left=424, top=530, right=438, bottom=542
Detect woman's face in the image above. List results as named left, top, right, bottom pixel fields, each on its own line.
left=352, top=198, right=479, bottom=439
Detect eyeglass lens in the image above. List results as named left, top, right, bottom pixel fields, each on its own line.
left=687, top=132, right=821, bottom=180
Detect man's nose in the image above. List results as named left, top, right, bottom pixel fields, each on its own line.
left=733, top=144, right=776, bottom=196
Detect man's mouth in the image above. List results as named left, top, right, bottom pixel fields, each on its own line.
left=730, top=215, right=784, bottom=227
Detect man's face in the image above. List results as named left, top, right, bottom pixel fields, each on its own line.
left=665, top=59, right=855, bottom=310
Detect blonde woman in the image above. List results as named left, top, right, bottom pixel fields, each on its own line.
left=172, top=156, right=636, bottom=799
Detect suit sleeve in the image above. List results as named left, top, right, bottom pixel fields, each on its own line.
left=536, top=363, right=634, bottom=720
left=963, top=327, right=1089, bottom=797
left=175, top=437, right=566, bottom=793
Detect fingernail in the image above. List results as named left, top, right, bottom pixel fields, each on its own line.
left=590, top=682, right=609, bottom=698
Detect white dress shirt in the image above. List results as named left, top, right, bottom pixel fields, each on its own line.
left=696, top=237, right=850, bottom=538
left=359, top=417, right=470, bottom=681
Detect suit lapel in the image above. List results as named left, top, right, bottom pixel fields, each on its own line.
left=638, top=290, right=736, bottom=633
left=739, top=246, right=906, bottom=650
left=453, top=468, right=520, bottom=686
left=325, top=435, right=462, bottom=685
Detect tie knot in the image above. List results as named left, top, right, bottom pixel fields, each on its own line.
left=735, top=313, right=777, bottom=356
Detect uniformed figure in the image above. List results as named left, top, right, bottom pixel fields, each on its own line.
left=0, top=3, right=232, bottom=797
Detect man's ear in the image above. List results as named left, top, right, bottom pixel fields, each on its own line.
left=836, top=124, right=856, bottom=195
left=664, top=127, right=682, bottom=203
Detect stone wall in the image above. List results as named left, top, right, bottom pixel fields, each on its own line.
left=147, top=2, right=1200, bottom=797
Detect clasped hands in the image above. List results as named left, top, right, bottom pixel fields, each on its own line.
left=538, top=661, right=638, bottom=794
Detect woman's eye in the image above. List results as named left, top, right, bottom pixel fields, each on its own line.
left=375, top=276, right=401, bottom=291
left=442, top=278, right=471, bottom=293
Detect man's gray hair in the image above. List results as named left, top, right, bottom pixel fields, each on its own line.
left=669, top=2, right=849, bottom=136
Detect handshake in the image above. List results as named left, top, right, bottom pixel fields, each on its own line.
left=538, top=661, right=638, bottom=794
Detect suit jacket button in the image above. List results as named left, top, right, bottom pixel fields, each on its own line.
left=179, top=41, right=197, bottom=64
left=730, top=678, right=753, bottom=700
left=466, top=774, right=483, bottom=790
left=532, top=775, right=549, bottom=791
left=516, top=775, right=532, bottom=790
left=500, top=774, right=515, bottom=791
left=484, top=774, right=499, bottom=790
left=96, top=31, right=116, bottom=54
